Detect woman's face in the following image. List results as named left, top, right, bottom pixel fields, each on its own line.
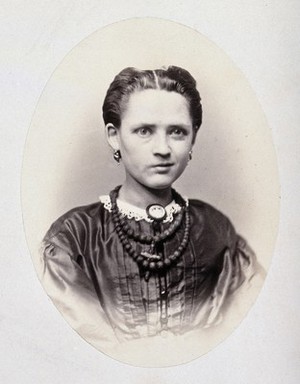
left=108, top=89, right=194, bottom=190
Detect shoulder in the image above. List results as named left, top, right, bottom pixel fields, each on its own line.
left=188, top=199, right=237, bottom=252
left=44, top=201, right=105, bottom=241
left=189, top=199, right=232, bottom=225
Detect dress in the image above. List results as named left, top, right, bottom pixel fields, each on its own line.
left=41, top=193, right=259, bottom=348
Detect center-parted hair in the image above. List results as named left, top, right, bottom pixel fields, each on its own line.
left=102, top=66, right=203, bottom=139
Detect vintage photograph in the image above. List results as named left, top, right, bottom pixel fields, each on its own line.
left=41, top=64, right=263, bottom=341
left=22, top=19, right=279, bottom=366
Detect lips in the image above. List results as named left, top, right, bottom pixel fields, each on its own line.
left=151, top=163, right=174, bottom=173
left=152, top=163, right=174, bottom=168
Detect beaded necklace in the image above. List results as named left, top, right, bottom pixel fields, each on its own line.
left=109, top=186, right=190, bottom=281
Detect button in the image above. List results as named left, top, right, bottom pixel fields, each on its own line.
left=160, top=330, right=168, bottom=338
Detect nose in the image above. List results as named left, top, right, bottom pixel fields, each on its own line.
left=152, top=133, right=171, bottom=157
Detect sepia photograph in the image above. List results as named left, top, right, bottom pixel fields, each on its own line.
left=21, top=18, right=279, bottom=366
left=1, top=1, right=299, bottom=382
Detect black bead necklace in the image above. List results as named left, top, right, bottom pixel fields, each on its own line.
left=109, top=186, right=190, bottom=281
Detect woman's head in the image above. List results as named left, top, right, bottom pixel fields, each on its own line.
left=103, top=66, right=203, bottom=192
left=102, top=66, right=202, bottom=141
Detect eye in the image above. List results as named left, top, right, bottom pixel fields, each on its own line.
left=135, top=127, right=152, bottom=137
left=169, top=127, right=188, bottom=138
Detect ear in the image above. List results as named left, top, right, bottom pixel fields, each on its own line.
left=191, top=128, right=198, bottom=145
left=105, top=123, right=120, bottom=151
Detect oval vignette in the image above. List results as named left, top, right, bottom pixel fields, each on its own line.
left=22, top=18, right=280, bottom=367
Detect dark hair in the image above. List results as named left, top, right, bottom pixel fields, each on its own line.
left=102, top=66, right=202, bottom=140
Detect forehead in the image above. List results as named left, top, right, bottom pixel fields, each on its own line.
left=121, top=89, right=192, bottom=126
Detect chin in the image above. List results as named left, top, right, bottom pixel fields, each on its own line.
left=144, top=178, right=176, bottom=191
left=148, top=184, right=172, bottom=191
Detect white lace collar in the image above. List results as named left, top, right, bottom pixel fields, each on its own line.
left=99, top=195, right=185, bottom=223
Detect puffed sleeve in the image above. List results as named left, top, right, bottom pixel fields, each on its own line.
left=203, top=235, right=265, bottom=328
left=40, top=221, right=120, bottom=351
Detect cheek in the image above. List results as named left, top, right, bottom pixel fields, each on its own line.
left=119, top=139, right=136, bottom=156
left=175, top=150, right=190, bottom=171
left=121, top=143, right=147, bottom=164
left=173, top=143, right=191, bottom=158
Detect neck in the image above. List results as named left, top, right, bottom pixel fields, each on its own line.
left=118, top=179, right=173, bottom=209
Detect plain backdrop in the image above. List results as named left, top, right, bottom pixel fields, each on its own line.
left=1, top=1, right=299, bottom=383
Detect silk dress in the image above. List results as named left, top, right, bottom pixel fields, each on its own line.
left=41, top=193, right=259, bottom=349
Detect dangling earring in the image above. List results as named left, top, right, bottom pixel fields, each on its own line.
left=188, top=150, right=193, bottom=161
left=113, top=150, right=121, bottom=164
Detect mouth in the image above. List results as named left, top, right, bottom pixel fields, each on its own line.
left=152, top=163, right=174, bottom=168
left=151, top=163, right=174, bottom=172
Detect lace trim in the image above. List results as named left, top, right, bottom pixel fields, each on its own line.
left=99, top=195, right=186, bottom=223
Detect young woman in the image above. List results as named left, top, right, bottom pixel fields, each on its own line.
left=41, top=66, right=261, bottom=353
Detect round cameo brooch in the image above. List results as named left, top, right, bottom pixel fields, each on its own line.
left=146, top=204, right=167, bottom=221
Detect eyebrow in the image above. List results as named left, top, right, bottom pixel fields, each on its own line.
left=130, top=124, right=156, bottom=130
left=168, top=124, right=191, bottom=130
left=130, top=123, right=191, bottom=130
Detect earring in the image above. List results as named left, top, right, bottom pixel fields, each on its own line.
left=113, top=150, right=121, bottom=164
left=188, top=150, right=193, bottom=161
